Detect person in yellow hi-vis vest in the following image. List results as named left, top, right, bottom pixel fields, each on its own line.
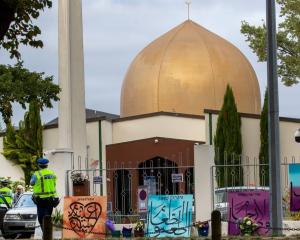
left=0, top=179, right=12, bottom=208
left=30, top=158, right=59, bottom=228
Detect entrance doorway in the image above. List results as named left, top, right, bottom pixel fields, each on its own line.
left=138, top=157, right=179, bottom=195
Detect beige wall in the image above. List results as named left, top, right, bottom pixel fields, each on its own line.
left=86, top=121, right=100, bottom=165
left=44, top=122, right=100, bottom=168
left=43, top=121, right=99, bottom=202
left=240, top=117, right=260, bottom=161
left=0, top=137, right=24, bottom=180
left=0, top=120, right=100, bottom=196
left=101, top=120, right=113, bottom=195
left=206, top=113, right=300, bottom=162
left=194, top=145, right=214, bottom=221
left=205, top=113, right=218, bottom=146
left=280, top=121, right=300, bottom=160
left=205, top=113, right=260, bottom=159
left=43, top=128, right=59, bottom=152
left=112, top=116, right=206, bottom=144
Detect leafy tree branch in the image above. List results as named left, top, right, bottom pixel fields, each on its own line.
left=241, top=0, right=300, bottom=86
left=0, top=62, right=60, bottom=124
left=0, top=0, right=52, bottom=59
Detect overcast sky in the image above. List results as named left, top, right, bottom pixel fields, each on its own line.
left=1, top=0, right=300, bottom=125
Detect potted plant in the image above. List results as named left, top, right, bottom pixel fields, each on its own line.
left=71, top=172, right=90, bottom=196
left=238, top=215, right=258, bottom=236
left=52, top=209, right=63, bottom=226
left=195, top=221, right=209, bottom=237
left=71, top=172, right=88, bottom=185
left=134, top=220, right=145, bottom=237
left=52, top=209, right=63, bottom=238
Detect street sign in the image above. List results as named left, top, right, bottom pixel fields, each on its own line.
left=171, top=173, right=183, bottom=183
left=93, top=176, right=102, bottom=184
left=138, top=186, right=148, bottom=212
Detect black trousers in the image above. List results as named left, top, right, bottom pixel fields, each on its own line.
left=36, top=200, right=54, bottom=229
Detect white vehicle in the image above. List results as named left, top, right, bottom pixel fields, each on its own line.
left=3, top=192, right=36, bottom=239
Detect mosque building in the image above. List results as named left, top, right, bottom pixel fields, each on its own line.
left=0, top=19, right=299, bottom=214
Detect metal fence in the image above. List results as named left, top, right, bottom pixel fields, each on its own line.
left=65, top=161, right=194, bottom=223
left=211, top=156, right=300, bottom=220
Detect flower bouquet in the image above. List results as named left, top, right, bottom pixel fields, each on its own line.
left=239, top=216, right=258, bottom=236
left=71, top=172, right=88, bottom=185
left=134, top=220, right=145, bottom=237
left=194, top=221, right=209, bottom=237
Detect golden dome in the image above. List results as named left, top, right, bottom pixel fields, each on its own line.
left=120, top=20, right=261, bottom=117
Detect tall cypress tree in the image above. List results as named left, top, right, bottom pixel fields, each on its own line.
left=3, top=100, right=43, bottom=184
left=259, top=89, right=269, bottom=186
left=214, top=85, right=243, bottom=187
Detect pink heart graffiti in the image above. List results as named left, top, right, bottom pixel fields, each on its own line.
left=68, top=201, right=102, bottom=237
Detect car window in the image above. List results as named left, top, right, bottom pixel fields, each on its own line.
left=215, top=192, right=226, bottom=203
left=15, top=194, right=35, bottom=208
left=215, top=187, right=270, bottom=204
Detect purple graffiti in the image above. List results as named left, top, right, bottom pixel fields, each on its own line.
left=228, top=190, right=270, bottom=236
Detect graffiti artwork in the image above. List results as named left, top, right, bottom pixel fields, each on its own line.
left=228, top=190, right=270, bottom=236
left=63, top=196, right=107, bottom=239
left=289, top=164, right=300, bottom=212
left=147, top=194, right=193, bottom=238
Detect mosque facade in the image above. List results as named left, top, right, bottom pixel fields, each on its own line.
left=0, top=20, right=299, bottom=215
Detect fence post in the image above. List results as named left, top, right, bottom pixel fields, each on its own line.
left=43, top=215, right=53, bottom=240
left=211, top=210, right=221, bottom=240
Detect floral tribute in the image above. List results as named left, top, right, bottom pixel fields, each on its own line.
left=134, top=220, right=144, bottom=232
left=238, top=216, right=258, bottom=236
left=134, top=220, right=145, bottom=237
left=70, top=172, right=88, bottom=184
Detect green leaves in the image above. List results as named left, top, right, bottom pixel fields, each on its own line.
left=241, top=0, right=300, bottom=86
left=0, top=62, right=60, bottom=124
left=2, top=101, right=43, bottom=184
left=0, top=0, right=52, bottom=59
left=259, top=89, right=269, bottom=186
left=214, top=85, right=243, bottom=187
left=241, top=21, right=267, bottom=62
left=0, top=62, right=58, bottom=184
left=0, top=62, right=56, bottom=183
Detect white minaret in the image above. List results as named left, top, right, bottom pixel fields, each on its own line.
left=44, top=0, right=87, bottom=199
left=58, top=0, right=87, bottom=160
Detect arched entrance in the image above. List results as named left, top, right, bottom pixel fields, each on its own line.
left=138, top=157, right=179, bottom=195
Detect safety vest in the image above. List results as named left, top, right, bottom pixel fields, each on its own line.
left=0, top=187, right=12, bottom=207
left=33, top=169, right=57, bottom=199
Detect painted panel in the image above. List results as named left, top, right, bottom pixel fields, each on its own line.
left=228, top=190, right=270, bottom=236
left=63, top=196, right=107, bottom=238
left=289, top=164, right=300, bottom=212
left=147, top=194, right=193, bottom=238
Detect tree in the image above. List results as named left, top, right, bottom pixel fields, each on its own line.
left=241, top=0, right=300, bottom=86
left=3, top=101, right=43, bottom=184
left=0, top=0, right=52, bottom=59
left=259, top=89, right=269, bottom=186
left=214, top=85, right=243, bottom=187
left=0, top=62, right=60, bottom=124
